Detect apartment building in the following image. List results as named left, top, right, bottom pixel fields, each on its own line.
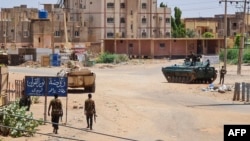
left=0, top=0, right=171, bottom=51
left=215, top=12, right=250, bottom=37
left=0, top=5, right=38, bottom=49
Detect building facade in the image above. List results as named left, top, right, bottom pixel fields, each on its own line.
left=0, top=0, right=171, bottom=51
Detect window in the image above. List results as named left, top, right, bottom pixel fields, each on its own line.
left=121, top=32, right=125, bottom=38
left=120, top=17, right=125, bottom=23
left=107, top=32, right=114, bottom=37
left=232, top=23, right=237, bottom=29
left=131, top=10, right=133, bottom=15
left=165, top=18, right=170, bottom=23
left=107, top=3, right=114, bottom=8
left=74, top=31, right=80, bottom=37
left=142, top=17, right=147, bottom=23
left=130, top=24, right=133, bottom=30
left=165, top=32, right=170, bottom=37
left=142, top=3, right=147, bottom=9
left=23, top=30, right=29, bottom=37
left=159, top=43, right=165, bottom=48
left=107, top=17, right=114, bottom=23
left=120, top=3, right=125, bottom=8
left=54, top=31, right=61, bottom=37
left=142, top=31, right=147, bottom=38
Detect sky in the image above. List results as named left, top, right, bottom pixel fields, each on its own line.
left=0, top=0, right=245, bottom=18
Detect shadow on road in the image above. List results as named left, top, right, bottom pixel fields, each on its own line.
left=68, top=89, right=89, bottom=94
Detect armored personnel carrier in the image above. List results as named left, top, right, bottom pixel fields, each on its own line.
left=161, top=55, right=217, bottom=84
left=57, top=68, right=96, bottom=92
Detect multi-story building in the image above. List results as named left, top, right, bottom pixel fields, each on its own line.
left=184, top=12, right=250, bottom=39
left=0, top=5, right=38, bottom=49
left=0, top=0, right=171, bottom=51
left=62, top=0, right=171, bottom=39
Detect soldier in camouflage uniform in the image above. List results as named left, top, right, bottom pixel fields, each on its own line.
left=48, top=94, right=63, bottom=134
left=84, top=93, right=96, bottom=130
left=219, top=66, right=227, bottom=85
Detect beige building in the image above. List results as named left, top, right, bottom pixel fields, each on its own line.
left=0, top=5, right=38, bottom=49
left=0, top=0, right=171, bottom=51
left=184, top=17, right=218, bottom=38
left=184, top=12, right=250, bottom=39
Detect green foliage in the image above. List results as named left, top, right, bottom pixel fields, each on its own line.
left=171, top=7, right=186, bottom=38
left=234, top=34, right=241, bottom=48
left=113, top=54, right=129, bottom=64
left=186, top=29, right=196, bottom=38
left=227, top=49, right=238, bottom=60
left=202, top=32, right=214, bottom=38
left=219, top=48, right=250, bottom=64
left=243, top=49, right=250, bottom=63
left=160, top=2, right=167, bottom=7
left=96, top=52, right=116, bottom=63
left=2, top=101, right=43, bottom=137
left=96, top=52, right=129, bottom=64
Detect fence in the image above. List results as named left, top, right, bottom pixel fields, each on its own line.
left=5, top=80, right=24, bottom=105
left=233, top=82, right=250, bottom=102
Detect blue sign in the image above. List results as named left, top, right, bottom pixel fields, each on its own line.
left=47, top=77, right=68, bottom=97
left=25, top=76, right=68, bottom=97
left=25, top=76, right=46, bottom=96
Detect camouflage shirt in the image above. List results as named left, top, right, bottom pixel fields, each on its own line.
left=49, top=98, right=62, bottom=116
left=84, top=98, right=95, bottom=115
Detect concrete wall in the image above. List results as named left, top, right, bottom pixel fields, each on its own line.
left=104, top=38, right=224, bottom=58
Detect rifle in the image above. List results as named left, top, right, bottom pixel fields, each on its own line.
left=60, top=111, right=63, bottom=122
left=94, top=114, right=97, bottom=123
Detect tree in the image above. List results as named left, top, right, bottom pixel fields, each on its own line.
left=202, top=32, right=214, bottom=38
left=171, top=7, right=186, bottom=38
left=186, top=29, right=196, bottom=38
left=160, top=2, right=167, bottom=7
left=234, top=34, right=241, bottom=48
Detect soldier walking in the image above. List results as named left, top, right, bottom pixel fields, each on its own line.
left=48, top=94, right=63, bottom=134
left=84, top=93, right=96, bottom=130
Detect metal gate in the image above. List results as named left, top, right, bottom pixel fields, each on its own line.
left=6, top=80, right=24, bottom=104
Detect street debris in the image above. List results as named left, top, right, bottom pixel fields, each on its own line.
left=202, top=83, right=233, bottom=93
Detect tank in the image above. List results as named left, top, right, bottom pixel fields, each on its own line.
left=57, top=68, right=96, bottom=93
left=161, top=55, right=217, bottom=84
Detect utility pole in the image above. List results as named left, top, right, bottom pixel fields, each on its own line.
left=238, top=0, right=247, bottom=75
left=224, top=0, right=228, bottom=70
left=219, top=0, right=228, bottom=69
left=220, top=0, right=249, bottom=74
left=51, top=5, right=55, bottom=54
